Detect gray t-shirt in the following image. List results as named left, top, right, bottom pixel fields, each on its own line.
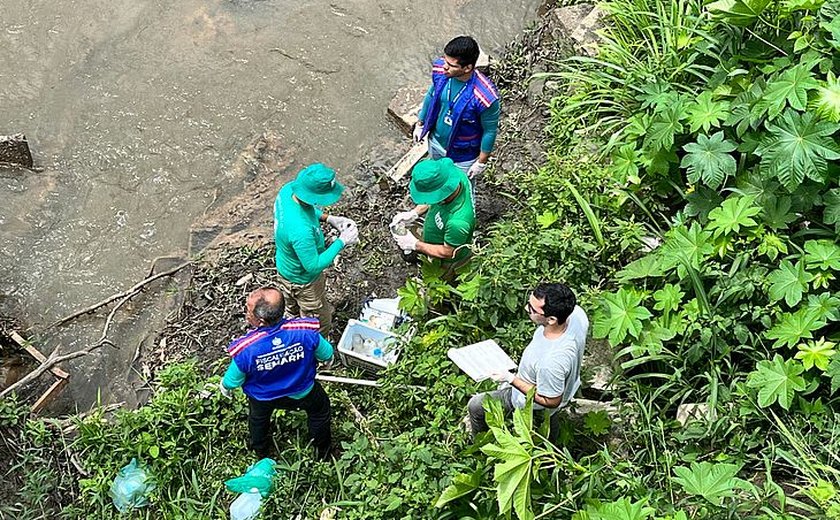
left=510, top=306, right=589, bottom=412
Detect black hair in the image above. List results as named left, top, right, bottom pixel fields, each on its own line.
left=532, top=283, right=576, bottom=323
left=444, top=36, right=480, bottom=67
left=253, top=287, right=284, bottom=325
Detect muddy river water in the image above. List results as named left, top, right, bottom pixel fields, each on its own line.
left=0, top=0, right=543, bottom=408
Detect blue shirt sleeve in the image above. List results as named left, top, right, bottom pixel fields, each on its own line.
left=480, top=100, right=501, bottom=153
left=222, top=360, right=247, bottom=390
left=315, top=335, right=334, bottom=361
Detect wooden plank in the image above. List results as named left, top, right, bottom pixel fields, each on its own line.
left=30, top=378, right=69, bottom=414
left=386, top=139, right=428, bottom=182
left=10, top=331, right=70, bottom=380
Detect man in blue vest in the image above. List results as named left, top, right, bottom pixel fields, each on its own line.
left=413, top=35, right=501, bottom=180
left=220, top=287, right=335, bottom=459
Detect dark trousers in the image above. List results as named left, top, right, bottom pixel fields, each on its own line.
left=248, top=381, right=331, bottom=459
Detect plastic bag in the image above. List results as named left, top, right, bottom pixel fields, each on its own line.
left=224, top=458, right=277, bottom=498
left=109, top=458, right=156, bottom=512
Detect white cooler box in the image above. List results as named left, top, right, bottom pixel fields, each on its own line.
left=336, top=298, right=411, bottom=374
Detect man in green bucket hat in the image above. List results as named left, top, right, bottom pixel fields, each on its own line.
left=274, top=163, right=358, bottom=337
left=390, top=158, right=475, bottom=275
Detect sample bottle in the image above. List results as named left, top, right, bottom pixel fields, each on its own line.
left=230, top=488, right=261, bottom=520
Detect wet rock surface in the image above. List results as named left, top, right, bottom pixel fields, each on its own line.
left=0, top=133, right=33, bottom=168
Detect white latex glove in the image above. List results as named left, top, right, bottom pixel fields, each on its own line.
left=488, top=371, right=515, bottom=384
left=467, top=161, right=488, bottom=180
left=412, top=122, right=424, bottom=143
left=394, top=232, right=418, bottom=252
left=219, top=380, right=232, bottom=399
left=326, top=215, right=355, bottom=231
left=321, top=357, right=334, bottom=370
left=339, top=225, right=359, bottom=247
left=390, top=209, right=419, bottom=228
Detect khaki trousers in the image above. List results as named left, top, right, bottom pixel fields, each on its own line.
left=277, top=273, right=333, bottom=337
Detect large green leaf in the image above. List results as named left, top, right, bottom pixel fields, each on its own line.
left=706, top=0, right=772, bottom=25
left=804, top=240, right=840, bottom=271
left=637, top=81, right=677, bottom=112
left=759, top=64, right=821, bottom=119
left=455, top=274, right=483, bottom=301
left=755, top=110, right=840, bottom=192
left=746, top=354, right=806, bottom=409
left=644, top=104, right=685, bottom=152
left=482, top=427, right=533, bottom=519
left=653, top=283, right=685, bottom=313
left=616, top=254, right=666, bottom=283
left=574, top=498, right=656, bottom=520
left=823, top=188, right=840, bottom=232
left=681, top=132, right=737, bottom=189
left=707, top=195, right=761, bottom=237
left=767, top=260, right=814, bottom=306
left=611, top=144, right=641, bottom=182
left=795, top=338, right=837, bottom=371
left=686, top=91, right=731, bottom=132
left=672, top=462, right=744, bottom=506
left=685, top=185, right=724, bottom=222
left=760, top=195, right=797, bottom=230
left=813, top=71, right=840, bottom=123
left=435, top=470, right=481, bottom=507
left=593, top=288, right=652, bottom=345
left=727, top=81, right=765, bottom=137
left=636, top=322, right=677, bottom=355
left=660, top=222, right=714, bottom=275
left=766, top=308, right=826, bottom=348
left=807, top=292, right=840, bottom=322
left=822, top=10, right=840, bottom=50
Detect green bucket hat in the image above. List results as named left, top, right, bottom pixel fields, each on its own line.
left=409, top=158, right=461, bottom=205
left=291, top=163, right=344, bottom=206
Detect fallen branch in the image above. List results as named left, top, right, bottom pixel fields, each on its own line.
left=3, top=264, right=190, bottom=399
left=49, top=261, right=190, bottom=328
left=1, top=344, right=98, bottom=399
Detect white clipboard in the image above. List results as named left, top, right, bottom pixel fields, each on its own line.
left=447, top=340, right=517, bottom=382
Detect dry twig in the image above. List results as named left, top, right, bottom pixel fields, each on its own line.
left=3, top=263, right=190, bottom=398
left=49, top=262, right=191, bottom=329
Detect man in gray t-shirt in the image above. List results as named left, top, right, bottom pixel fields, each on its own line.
left=467, top=283, right=589, bottom=440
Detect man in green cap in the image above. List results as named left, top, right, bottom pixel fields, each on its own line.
left=390, top=158, right=475, bottom=274
left=274, top=163, right=358, bottom=337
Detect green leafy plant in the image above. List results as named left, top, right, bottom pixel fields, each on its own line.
left=671, top=461, right=748, bottom=506
left=746, top=354, right=807, bottom=409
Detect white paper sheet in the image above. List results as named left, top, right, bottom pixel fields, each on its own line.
left=447, top=340, right=517, bottom=382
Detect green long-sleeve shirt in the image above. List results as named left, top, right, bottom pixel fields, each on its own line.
left=222, top=335, right=334, bottom=399
left=274, top=183, right=344, bottom=284
left=418, top=79, right=501, bottom=154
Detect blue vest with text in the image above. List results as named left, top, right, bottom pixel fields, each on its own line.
left=420, top=58, right=500, bottom=163
left=227, top=317, right=321, bottom=401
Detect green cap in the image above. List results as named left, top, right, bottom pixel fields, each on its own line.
left=290, top=163, right=344, bottom=206
left=409, top=158, right=461, bottom=205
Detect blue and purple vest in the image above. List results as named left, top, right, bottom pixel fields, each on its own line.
left=420, top=58, right=500, bottom=163
left=227, top=317, right=321, bottom=401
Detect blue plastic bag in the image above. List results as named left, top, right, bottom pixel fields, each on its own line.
left=109, top=458, right=156, bottom=512
left=225, top=458, right=277, bottom=498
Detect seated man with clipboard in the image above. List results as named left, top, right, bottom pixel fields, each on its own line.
left=460, top=283, right=589, bottom=441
